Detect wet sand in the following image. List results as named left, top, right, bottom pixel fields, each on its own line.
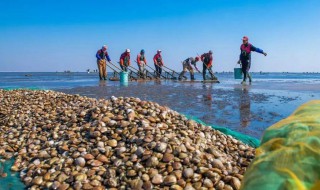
left=58, top=80, right=320, bottom=139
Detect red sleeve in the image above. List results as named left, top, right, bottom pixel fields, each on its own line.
left=201, top=54, right=205, bottom=61
left=208, top=55, right=213, bottom=66
left=120, top=53, right=124, bottom=65
left=153, top=54, right=158, bottom=63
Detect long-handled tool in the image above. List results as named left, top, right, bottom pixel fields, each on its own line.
left=146, top=64, right=167, bottom=79
left=178, top=61, right=197, bottom=80
left=116, top=62, right=140, bottom=76
left=113, top=61, right=139, bottom=80
left=124, top=65, right=140, bottom=79
left=203, top=62, right=217, bottom=80
left=129, top=65, right=152, bottom=80
left=143, top=67, right=157, bottom=79
left=128, top=65, right=143, bottom=78
left=194, top=66, right=202, bottom=74
left=109, top=61, right=123, bottom=71
left=107, top=64, right=120, bottom=75
left=161, top=66, right=178, bottom=80
left=106, top=64, right=120, bottom=80
left=133, top=61, right=154, bottom=79
left=163, top=65, right=189, bottom=80
left=162, top=65, right=176, bottom=73
left=181, top=61, right=201, bottom=74
left=197, top=53, right=217, bottom=80
left=163, top=65, right=178, bottom=76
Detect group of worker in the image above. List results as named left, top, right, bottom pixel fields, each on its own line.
left=96, top=36, right=267, bottom=84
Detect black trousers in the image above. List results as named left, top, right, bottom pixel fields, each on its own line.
left=202, top=63, right=214, bottom=80
left=155, top=64, right=162, bottom=77
left=120, top=64, right=128, bottom=72
left=240, top=58, right=251, bottom=81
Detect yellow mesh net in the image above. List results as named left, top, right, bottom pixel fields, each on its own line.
left=241, top=100, right=320, bottom=190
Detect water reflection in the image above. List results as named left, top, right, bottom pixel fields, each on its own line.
left=61, top=81, right=286, bottom=139
left=99, top=80, right=106, bottom=87
left=154, top=79, right=162, bottom=85
left=202, top=84, right=213, bottom=108
left=239, top=86, right=251, bottom=127
left=120, top=82, right=128, bottom=87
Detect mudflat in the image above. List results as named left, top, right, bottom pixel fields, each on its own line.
left=58, top=79, right=320, bottom=139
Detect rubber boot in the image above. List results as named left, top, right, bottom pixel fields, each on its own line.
left=179, top=71, right=185, bottom=80
left=248, top=73, right=252, bottom=83
left=190, top=74, right=195, bottom=80
left=209, top=72, right=215, bottom=80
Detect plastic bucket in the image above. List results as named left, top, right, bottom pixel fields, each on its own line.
left=234, top=68, right=242, bottom=79
left=120, top=71, right=128, bottom=83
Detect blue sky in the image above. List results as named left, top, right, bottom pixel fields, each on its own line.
left=0, top=0, right=319, bottom=72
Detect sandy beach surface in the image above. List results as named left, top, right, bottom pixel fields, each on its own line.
left=58, top=79, right=320, bottom=139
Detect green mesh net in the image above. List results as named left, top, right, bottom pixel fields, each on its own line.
left=0, top=159, right=25, bottom=190
left=2, top=87, right=44, bottom=91
left=185, top=115, right=260, bottom=148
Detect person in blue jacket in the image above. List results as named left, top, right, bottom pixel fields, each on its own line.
left=96, top=45, right=111, bottom=80
left=237, top=36, right=267, bottom=84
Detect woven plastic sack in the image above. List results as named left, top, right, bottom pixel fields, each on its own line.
left=241, top=100, right=320, bottom=190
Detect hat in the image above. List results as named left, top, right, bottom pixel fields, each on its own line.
left=209, top=50, right=213, bottom=54
left=242, top=36, right=249, bottom=41
left=126, top=49, right=130, bottom=53
left=102, top=45, right=107, bottom=49
left=157, top=50, right=162, bottom=52
left=141, top=49, right=145, bottom=53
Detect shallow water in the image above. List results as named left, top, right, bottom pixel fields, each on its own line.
left=1, top=72, right=320, bottom=90
left=1, top=71, right=320, bottom=139
left=59, top=79, right=320, bottom=139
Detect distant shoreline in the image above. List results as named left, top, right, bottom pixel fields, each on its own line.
left=0, top=71, right=320, bottom=74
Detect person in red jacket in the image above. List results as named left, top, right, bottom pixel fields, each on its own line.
left=201, top=50, right=215, bottom=80
left=120, top=49, right=131, bottom=72
left=153, top=50, right=164, bottom=78
left=137, top=49, right=147, bottom=78
left=96, top=45, right=111, bottom=80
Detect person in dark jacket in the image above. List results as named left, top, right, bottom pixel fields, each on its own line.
left=238, top=36, right=267, bottom=84
left=96, top=45, right=111, bottom=80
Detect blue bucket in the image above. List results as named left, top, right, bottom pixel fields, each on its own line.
left=120, top=71, right=128, bottom=83
left=234, top=68, right=242, bottom=79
